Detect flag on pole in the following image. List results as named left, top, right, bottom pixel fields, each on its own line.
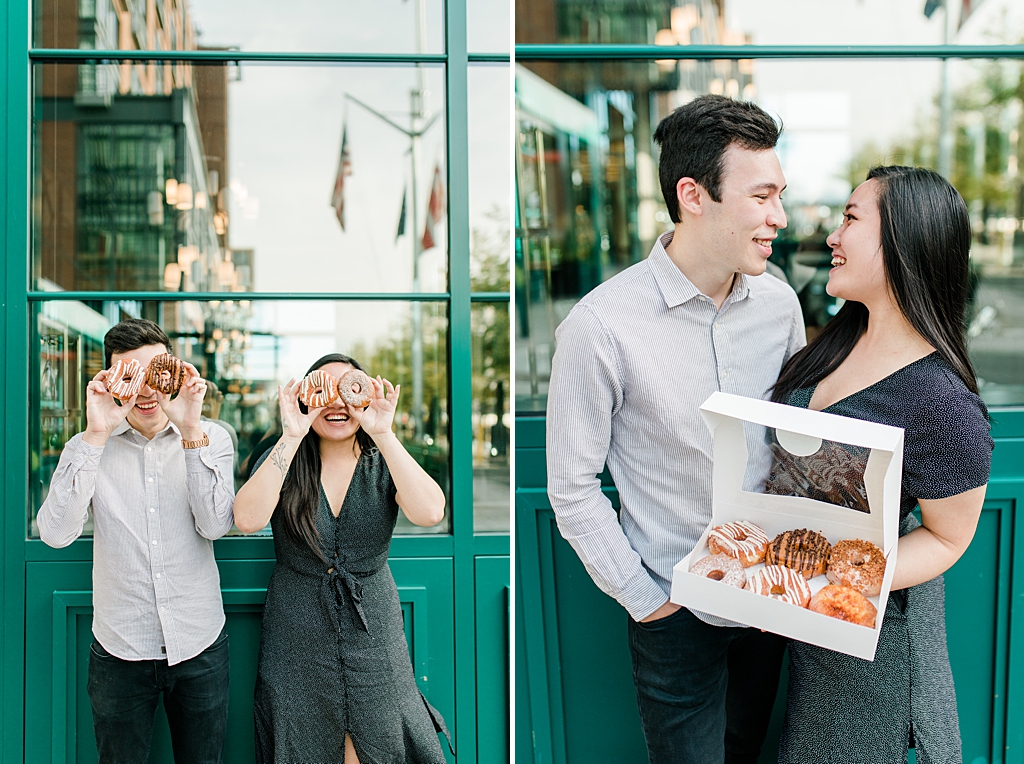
left=330, top=123, right=352, bottom=230
left=420, top=164, right=445, bottom=251
left=959, top=0, right=984, bottom=29
left=396, top=187, right=407, bottom=243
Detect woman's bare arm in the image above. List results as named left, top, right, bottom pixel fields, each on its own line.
left=890, top=484, right=987, bottom=591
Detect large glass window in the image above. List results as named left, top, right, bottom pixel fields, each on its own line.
left=29, top=0, right=512, bottom=541
left=34, top=61, right=448, bottom=294
left=469, top=64, right=511, bottom=532
left=30, top=298, right=450, bottom=537
left=516, top=13, right=1024, bottom=410
left=34, top=0, right=445, bottom=54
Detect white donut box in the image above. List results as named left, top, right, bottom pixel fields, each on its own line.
left=669, top=392, right=904, bottom=662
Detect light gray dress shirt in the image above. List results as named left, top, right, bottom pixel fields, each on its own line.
left=546, top=232, right=806, bottom=624
left=37, top=419, right=236, bottom=665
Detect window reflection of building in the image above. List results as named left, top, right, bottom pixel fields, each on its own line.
left=515, top=0, right=753, bottom=410
left=36, top=0, right=237, bottom=296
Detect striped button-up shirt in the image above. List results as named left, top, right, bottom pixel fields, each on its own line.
left=37, top=419, right=235, bottom=665
left=546, top=232, right=805, bottom=624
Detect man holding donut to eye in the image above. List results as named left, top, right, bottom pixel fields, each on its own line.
left=546, top=95, right=806, bottom=764
left=37, top=317, right=236, bottom=764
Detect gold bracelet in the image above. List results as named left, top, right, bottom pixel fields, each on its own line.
left=182, top=433, right=210, bottom=449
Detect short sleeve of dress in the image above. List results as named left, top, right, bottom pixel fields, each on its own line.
left=902, top=369, right=993, bottom=502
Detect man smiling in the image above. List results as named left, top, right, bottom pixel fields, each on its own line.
left=546, top=95, right=806, bottom=764
left=38, top=318, right=236, bottom=764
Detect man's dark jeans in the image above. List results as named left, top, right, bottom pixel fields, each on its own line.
left=87, top=628, right=230, bottom=764
left=628, top=607, right=785, bottom=764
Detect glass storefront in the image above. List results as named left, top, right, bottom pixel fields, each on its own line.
left=28, top=0, right=511, bottom=536
left=516, top=42, right=1024, bottom=411
left=30, top=298, right=451, bottom=537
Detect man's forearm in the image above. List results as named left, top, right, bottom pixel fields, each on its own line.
left=37, top=437, right=99, bottom=548
left=185, top=430, right=236, bottom=539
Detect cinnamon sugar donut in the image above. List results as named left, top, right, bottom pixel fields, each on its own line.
left=810, top=584, right=877, bottom=628
left=707, top=521, right=769, bottom=567
left=338, top=369, right=373, bottom=408
left=688, top=554, right=746, bottom=588
left=106, top=359, right=144, bottom=402
left=298, top=370, right=339, bottom=409
left=765, top=529, right=831, bottom=579
left=145, top=353, right=188, bottom=395
left=746, top=565, right=812, bottom=608
left=827, top=539, right=886, bottom=597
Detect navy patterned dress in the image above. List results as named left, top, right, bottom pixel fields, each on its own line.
left=776, top=353, right=992, bottom=764
left=252, top=446, right=451, bottom=764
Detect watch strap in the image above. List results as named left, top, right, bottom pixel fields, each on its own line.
left=182, top=433, right=210, bottom=450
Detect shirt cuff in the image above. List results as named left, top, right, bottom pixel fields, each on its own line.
left=69, top=436, right=105, bottom=469
left=619, top=573, right=673, bottom=622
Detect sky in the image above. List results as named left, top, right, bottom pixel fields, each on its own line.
left=178, top=0, right=511, bottom=378
left=726, top=0, right=1024, bottom=204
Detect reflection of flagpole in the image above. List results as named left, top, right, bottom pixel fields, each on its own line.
left=937, top=0, right=960, bottom=179
left=343, top=0, right=436, bottom=440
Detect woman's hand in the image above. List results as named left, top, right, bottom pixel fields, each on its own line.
left=159, top=362, right=206, bottom=440
left=278, top=378, right=323, bottom=442
left=348, top=376, right=399, bottom=440
left=83, top=369, right=135, bottom=446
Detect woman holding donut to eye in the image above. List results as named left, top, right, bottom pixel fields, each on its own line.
left=769, top=167, right=992, bottom=764
left=233, top=353, right=451, bottom=764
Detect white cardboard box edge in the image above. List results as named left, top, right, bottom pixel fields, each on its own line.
left=669, top=392, right=906, bottom=661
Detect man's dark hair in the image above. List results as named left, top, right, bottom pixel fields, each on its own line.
left=653, top=94, right=781, bottom=222
left=103, top=318, right=172, bottom=367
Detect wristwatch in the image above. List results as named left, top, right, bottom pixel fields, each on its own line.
left=182, top=433, right=210, bottom=449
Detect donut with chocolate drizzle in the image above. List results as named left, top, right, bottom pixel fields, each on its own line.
left=145, top=353, right=188, bottom=395
left=765, top=529, right=831, bottom=580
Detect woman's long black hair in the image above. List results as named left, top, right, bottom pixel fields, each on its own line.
left=279, top=353, right=375, bottom=558
left=773, top=165, right=979, bottom=403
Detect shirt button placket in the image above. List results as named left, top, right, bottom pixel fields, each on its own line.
left=146, top=446, right=168, bottom=652
left=712, top=318, right=732, bottom=394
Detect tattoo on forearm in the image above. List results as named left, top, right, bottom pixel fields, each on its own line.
left=270, top=442, right=289, bottom=478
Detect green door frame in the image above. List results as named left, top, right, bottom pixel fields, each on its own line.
left=0, top=1, right=511, bottom=762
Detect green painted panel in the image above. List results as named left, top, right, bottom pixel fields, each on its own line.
left=990, top=409, right=1024, bottom=439
left=516, top=417, right=547, bottom=448
left=27, top=557, right=455, bottom=764
left=516, top=415, right=1024, bottom=764
left=993, top=439, right=1024, bottom=478
left=475, top=556, right=511, bottom=764
left=516, top=448, right=548, bottom=489
left=945, top=503, right=1008, bottom=762
left=543, top=511, right=646, bottom=762
left=515, top=548, right=535, bottom=764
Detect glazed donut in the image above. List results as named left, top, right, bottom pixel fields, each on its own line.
left=765, top=529, right=831, bottom=579
left=298, top=370, right=339, bottom=409
left=707, top=521, right=769, bottom=567
left=827, top=539, right=886, bottom=597
left=746, top=565, right=812, bottom=608
left=688, top=554, right=746, bottom=588
left=145, top=353, right=188, bottom=395
left=809, top=584, right=877, bottom=628
left=106, top=359, right=144, bottom=402
left=338, top=369, right=374, bottom=408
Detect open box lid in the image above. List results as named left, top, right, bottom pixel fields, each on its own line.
left=699, top=392, right=906, bottom=555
